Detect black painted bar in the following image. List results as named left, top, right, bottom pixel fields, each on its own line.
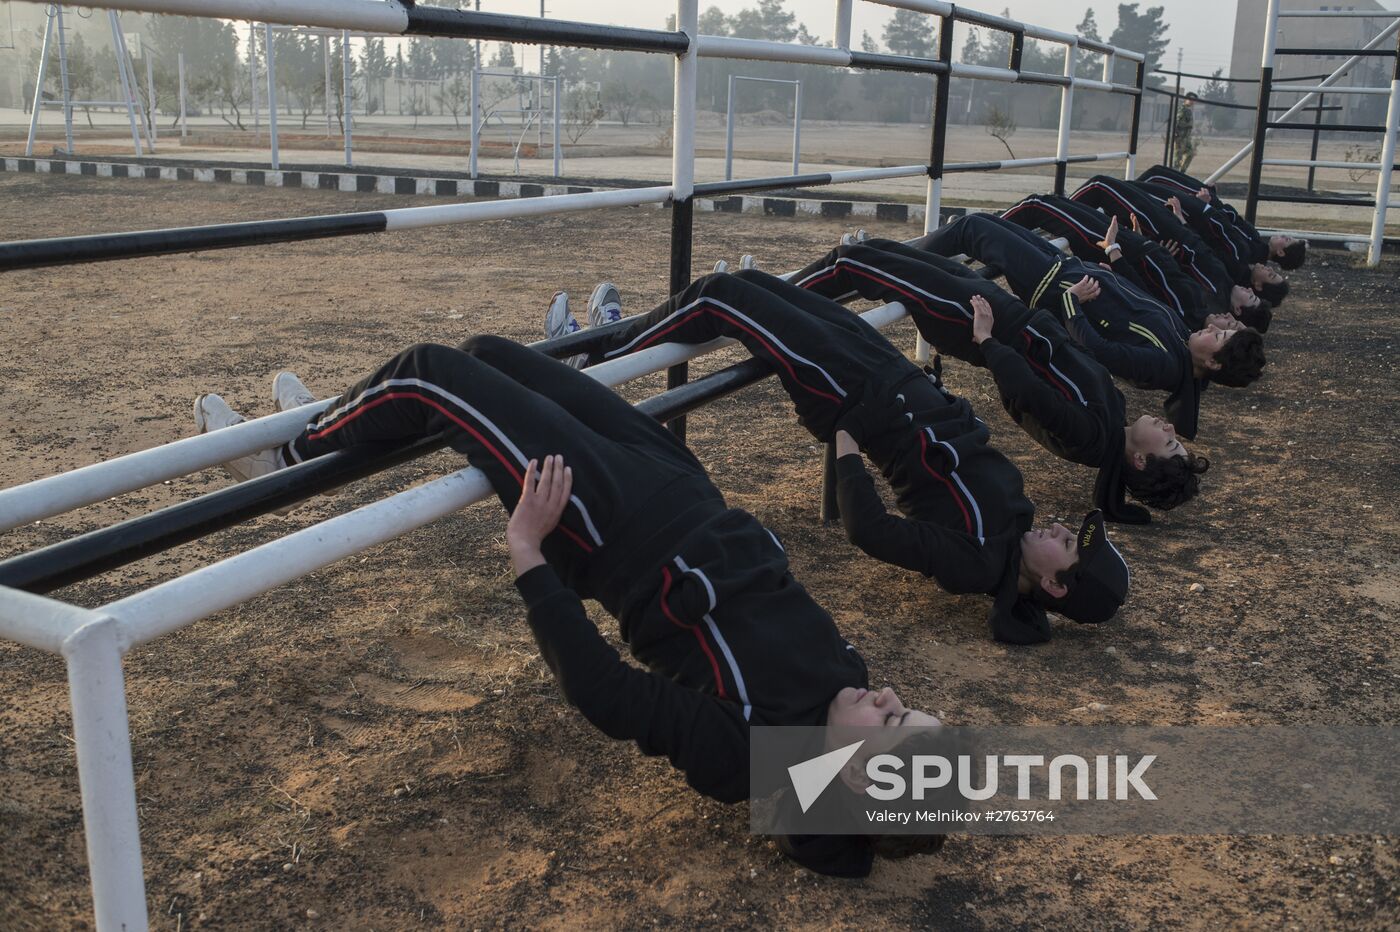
left=405, top=6, right=688, bottom=54
left=1008, top=31, right=1025, bottom=72
left=1245, top=65, right=1274, bottom=223
left=0, top=212, right=388, bottom=272
left=1275, top=47, right=1396, bottom=57
left=1017, top=70, right=1072, bottom=87
left=695, top=172, right=834, bottom=197
left=944, top=160, right=1014, bottom=172
left=1256, top=193, right=1376, bottom=207
left=1264, top=121, right=1387, bottom=133
left=526, top=314, right=637, bottom=358
left=848, top=50, right=948, bottom=75
left=1127, top=61, right=1146, bottom=172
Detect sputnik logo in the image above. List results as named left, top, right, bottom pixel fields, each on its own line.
left=787, top=740, right=865, bottom=813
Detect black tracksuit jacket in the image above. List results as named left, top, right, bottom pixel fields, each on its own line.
left=289, top=337, right=870, bottom=814
left=1135, top=164, right=1272, bottom=264
left=1001, top=193, right=1212, bottom=328
left=917, top=212, right=1204, bottom=440
left=586, top=269, right=1051, bottom=644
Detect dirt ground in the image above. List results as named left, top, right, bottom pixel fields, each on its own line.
left=0, top=174, right=1397, bottom=930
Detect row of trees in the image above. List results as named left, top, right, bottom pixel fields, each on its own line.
left=23, top=1, right=1182, bottom=135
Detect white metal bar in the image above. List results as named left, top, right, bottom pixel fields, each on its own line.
left=1278, top=9, right=1400, bottom=16
left=834, top=0, right=854, bottom=50
left=13, top=0, right=409, bottom=31
left=950, top=62, right=1017, bottom=83
left=0, top=585, right=99, bottom=654
left=55, top=4, right=74, bottom=153
left=384, top=184, right=673, bottom=230
left=115, top=20, right=154, bottom=152
left=24, top=9, right=53, bottom=157
left=178, top=51, right=188, bottom=139
left=109, top=12, right=144, bottom=156
left=792, top=80, right=802, bottom=176
left=825, top=164, right=928, bottom=184
left=1206, top=17, right=1400, bottom=182
left=63, top=616, right=149, bottom=932
left=103, top=301, right=909, bottom=648
left=724, top=73, right=735, bottom=181
left=470, top=67, right=480, bottom=179
left=673, top=0, right=698, bottom=201
left=341, top=31, right=352, bottom=166
left=697, top=34, right=850, bottom=67
left=322, top=36, right=332, bottom=138
left=249, top=22, right=259, bottom=141
left=552, top=75, right=561, bottom=178
left=1369, top=76, right=1400, bottom=266
left=265, top=21, right=279, bottom=169
left=0, top=403, right=330, bottom=532
left=1056, top=44, right=1076, bottom=177
left=1074, top=77, right=1112, bottom=92
left=1273, top=84, right=1391, bottom=96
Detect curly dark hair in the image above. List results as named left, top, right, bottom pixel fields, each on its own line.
left=1209, top=327, right=1266, bottom=387
left=1278, top=239, right=1307, bottom=270
left=1255, top=275, right=1288, bottom=308
left=1124, top=450, right=1211, bottom=510
left=1236, top=297, right=1273, bottom=332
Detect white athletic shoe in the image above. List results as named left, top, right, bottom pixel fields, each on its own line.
left=855, top=228, right=869, bottom=243
left=712, top=259, right=729, bottom=274
left=273, top=370, right=317, bottom=413
left=739, top=254, right=757, bottom=270
left=840, top=232, right=856, bottom=246
left=587, top=282, right=624, bottom=328
left=193, top=393, right=286, bottom=484
left=545, top=291, right=587, bottom=369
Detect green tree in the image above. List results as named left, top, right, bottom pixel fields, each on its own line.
left=1075, top=9, right=1105, bottom=79
left=1200, top=68, right=1237, bottom=131
left=883, top=9, right=935, bottom=59
left=727, top=0, right=797, bottom=42
left=1109, top=4, right=1169, bottom=85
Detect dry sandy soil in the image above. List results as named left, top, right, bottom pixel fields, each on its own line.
left=0, top=174, right=1397, bottom=930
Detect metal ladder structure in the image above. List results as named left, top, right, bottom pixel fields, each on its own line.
left=25, top=4, right=153, bottom=157
left=1212, top=0, right=1400, bottom=266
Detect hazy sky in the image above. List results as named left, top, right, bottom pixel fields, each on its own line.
left=474, top=0, right=1250, bottom=78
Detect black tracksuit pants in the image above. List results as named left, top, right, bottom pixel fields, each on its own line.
left=788, top=238, right=1034, bottom=368
left=586, top=269, right=902, bottom=442
left=288, top=336, right=719, bottom=601
left=1001, top=194, right=1210, bottom=327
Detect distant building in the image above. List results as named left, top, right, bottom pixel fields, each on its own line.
left=1229, top=0, right=1397, bottom=123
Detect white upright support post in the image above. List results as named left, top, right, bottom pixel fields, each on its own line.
left=792, top=80, right=802, bottom=176
left=250, top=22, right=259, bottom=142
left=24, top=10, right=53, bottom=157
left=178, top=51, right=188, bottom=140
left=64, top=617, right=149, bottom=932
left=470, top=67, right=480, bottom=178
left=552, top=75, right=561, bottom=178
left=342, top=31, right=353, bottom=167
left=673, top=0, right=699, bottom=204
left=264, top=22, right=279, bottom=169
left=322, top=35, right=333, bottom=137
left=724, top=73, right=735, bottom=180
left=1056, top=41, right=1076, bottom=192
left=55, top=4, right=74, bottom=154
left=833, top=0, right=854, bottom=50
left=108, top=11, right=144, bottom=156
left=1368, top=71, right=1400, bottom=266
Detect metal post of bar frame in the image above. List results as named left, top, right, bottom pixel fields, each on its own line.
left=264, top=22, right=279, bottom=169
left=24, top=9, right=53, bottom=157
left=1126, top=59, right=1145, bottom=179
left=834, top=0, right=853, bottom=50
left=918, top=14, right=955, bottom=365
left=470, top=67, right=480, bottom=178
left=178, top=51, right=188, bottom=139
left=109, top=11, right=144, bottom=156
left=1164, top=69, right=1181, bottom=166
left=144, top=49, right=158, bottom=145
left=322, top=36, right=333, bottom=138
left=117, top=25, right=153, bottom=152
left=724, top=73, right=736, bottom=180
left=1246, top=0, right=1283, bottom=223
left=64, top=617, right=149, bottom=932
left=342, top=31, right=352, bottom=167
left=552, top=74, right=562, bottom=178
left=250, top=22, right=259, bottom=142
left=792, top=80, right=802, bottom=176
left=55, top=4, right=74, bottom=153
left=1054, top=41, right=1076, bottom=194
left=668, top=0, right=699, bottom=441
left=1307, top=96, right=1324, bottom=191
left=1367, top=36, right=1400, bottom=266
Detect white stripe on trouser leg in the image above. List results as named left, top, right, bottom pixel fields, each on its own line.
left=674, top=557, right=751, bottom=721
left=1025, top=325, right=1089, bottom=406
left=924, top=427, right=985, bottom=544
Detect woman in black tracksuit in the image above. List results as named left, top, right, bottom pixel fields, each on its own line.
left=784, top=236, right=1207, bottom=521
left=582, top=269, right=1131, bottom=645
left=1135, top=164, right=1307, bottom=269
left=205, top=334, right=940, bottom=877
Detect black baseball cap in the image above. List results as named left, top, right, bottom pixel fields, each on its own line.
left=1056, top=510, right=1130, bottom=624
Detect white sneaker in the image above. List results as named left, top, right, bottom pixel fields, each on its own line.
left=587, top=282, right=623, bottom=328
left=193, top=393, right=285, bottom=484
left=712, top=259, right=729, bottom=274
left=855, top=228, right=869, bottom=243
left=273, top=370, right=316, bottom=412
left=840, top=232, right=856, bottom=246
left=545, top=291, right=587, bottom=369
left=739, top=254, right=757, bottom=270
